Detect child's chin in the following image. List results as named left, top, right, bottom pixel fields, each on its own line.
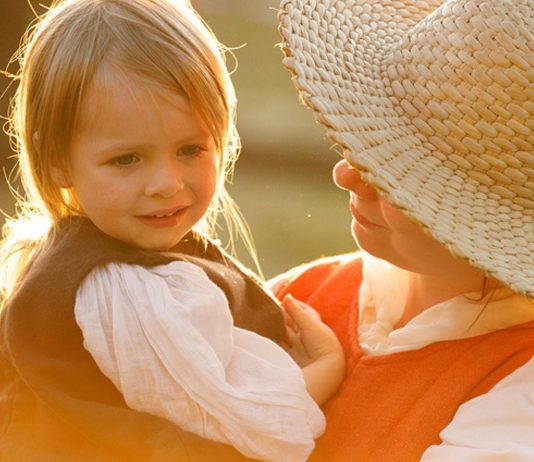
left=137, top=236, right=183, bottom=252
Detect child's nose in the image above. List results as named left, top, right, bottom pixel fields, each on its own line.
left=333, top=159, right=378, bottom=200
left=144, top=158, right=184, bottom=198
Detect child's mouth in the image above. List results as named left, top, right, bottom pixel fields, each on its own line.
left=137, top=207, right=187, bottom=228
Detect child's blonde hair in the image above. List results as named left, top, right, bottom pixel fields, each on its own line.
left=1, top=0, right=255, bottom=301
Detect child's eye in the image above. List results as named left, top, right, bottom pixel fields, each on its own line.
left=178, top=145, right=203, bottom=157
left=111, top=154, right=139, bottom=166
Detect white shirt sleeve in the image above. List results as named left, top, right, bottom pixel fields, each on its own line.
left=421, top=356, right=534, bottom=461
left=74, top=261, right=324, bottom=462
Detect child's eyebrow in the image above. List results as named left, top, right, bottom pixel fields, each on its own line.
left=94, top=134, right=212, bottom=155
left=95, top=142, right=151, bottom=155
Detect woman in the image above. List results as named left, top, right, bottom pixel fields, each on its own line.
left=274, top=0, right=534, bottom=460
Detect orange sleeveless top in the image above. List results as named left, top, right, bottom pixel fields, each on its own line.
left=277, top=254, right=534, bottom=462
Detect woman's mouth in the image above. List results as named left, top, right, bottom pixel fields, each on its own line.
left=350, top=203, right=383, bottom=228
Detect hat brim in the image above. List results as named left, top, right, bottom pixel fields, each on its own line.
left=279, top=0, right=534, bottom=296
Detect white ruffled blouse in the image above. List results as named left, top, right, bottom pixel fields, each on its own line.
left=74, top=261, right=324, bottom=462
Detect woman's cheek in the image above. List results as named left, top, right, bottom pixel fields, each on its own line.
left=381, top=201, right=418, bottom=233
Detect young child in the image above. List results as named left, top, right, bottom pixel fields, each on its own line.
left=0, top=1, right=344, bottom=461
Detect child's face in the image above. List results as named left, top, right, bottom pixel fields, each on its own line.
left=59, top=65, right=218, bottom=250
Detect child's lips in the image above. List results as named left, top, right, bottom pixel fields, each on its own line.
left=137, top=207, right=188, bottom=228
left=143, top=206, right=184, bottom=218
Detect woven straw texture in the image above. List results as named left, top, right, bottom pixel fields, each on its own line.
left=279, top=0, right=534, bottom=296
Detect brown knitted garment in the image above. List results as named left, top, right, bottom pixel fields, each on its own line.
left=0, top=216, right=283, bottom=461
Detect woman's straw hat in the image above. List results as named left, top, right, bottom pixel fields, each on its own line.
left=279, top=0, right=533, bottom=296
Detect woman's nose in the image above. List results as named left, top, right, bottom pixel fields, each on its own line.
left=144, top=158, right=185, bottom=198
left=333, top=159, right=378, bottom=200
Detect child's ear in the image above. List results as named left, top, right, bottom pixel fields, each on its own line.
left=34, top=132, right=71, bottom=188
left=50, top=164, right=71, bottom=188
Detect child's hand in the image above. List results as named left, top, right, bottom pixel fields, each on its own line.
left=282, top=294, right=340, bottom=366
left=282, top=294, right=346, bottom=405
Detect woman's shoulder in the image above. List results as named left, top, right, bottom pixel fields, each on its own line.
left=278, top=252, right=362, bottom=281
left=269, top=252, right=363, bottom=299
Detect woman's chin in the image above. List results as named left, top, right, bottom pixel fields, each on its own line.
left=352, top=220, right=388, bottom=252
left=353, top=226, right=413, bottom=272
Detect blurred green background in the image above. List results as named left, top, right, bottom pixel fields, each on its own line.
left=0, top=0, right=355, bottom=278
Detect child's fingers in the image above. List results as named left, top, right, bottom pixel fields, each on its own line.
left=283, top=309, right=297, bottom=331
left=283, top=322, right=300, bottom=348
left=280, top=325, right=311, bottom=367
left=284, top=294, right=321, bottom=321
left=282, top=294, right=344, bottom=365
left=283, top=294, right=321, bottom=331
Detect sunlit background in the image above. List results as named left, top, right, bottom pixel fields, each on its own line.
left=0, top=0, right=355, bottom=278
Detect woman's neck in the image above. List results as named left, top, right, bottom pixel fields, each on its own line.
left=394, top=267, right=498, bottom=329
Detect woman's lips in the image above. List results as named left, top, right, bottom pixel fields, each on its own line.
left=137, top=207, right=188, bottom=228
left=350, top=203, right=383, bottom=228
